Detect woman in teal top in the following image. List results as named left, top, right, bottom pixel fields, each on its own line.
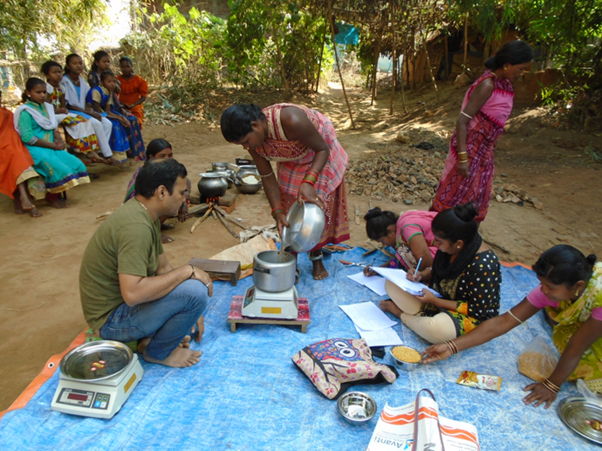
left=15, top=78, right=90, bottom=206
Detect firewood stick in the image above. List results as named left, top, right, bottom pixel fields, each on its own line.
left=190, top=206, right=213, bottom=233
left=213, top=210, right=239, bottom=238
left=214, top=205, right=247, bottom=229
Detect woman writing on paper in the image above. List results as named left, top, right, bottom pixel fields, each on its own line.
left=380, top=203, right=500, bottom=344
left=363, top=207, right=438, bottom=272
left=423, top=245, right=601, bottom=409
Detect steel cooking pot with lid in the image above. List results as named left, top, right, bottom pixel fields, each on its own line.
left=198, top=172, right=228, bottom=201
left=253, top=250, right=296, bottom=292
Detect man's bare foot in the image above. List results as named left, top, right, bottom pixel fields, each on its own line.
left=312, top=259, right=329, bottom=280
left=179, top=335, right=191, bottom=348
left=143, top=347, right=202, bottom=368
left=193, top=316, right=204, bottom=343
left=380, top=299, right=403, bottom=317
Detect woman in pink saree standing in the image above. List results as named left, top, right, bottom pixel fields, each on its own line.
left=431, top=40, right=533, bottom=222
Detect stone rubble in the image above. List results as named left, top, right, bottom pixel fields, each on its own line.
left=346, top=129, right=540, bottom=209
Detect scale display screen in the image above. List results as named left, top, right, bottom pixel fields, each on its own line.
left=55, top=388, right=110, bottom=410
left=67, top=393, right=88, bottom=402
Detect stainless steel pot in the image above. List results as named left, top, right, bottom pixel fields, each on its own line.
left=253, top=250, right=296, bottom=292
left=198, top=172, right=228, bottom=201
left=281, top=201, right=326, bottom=253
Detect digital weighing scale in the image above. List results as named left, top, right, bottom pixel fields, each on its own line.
left=242, top=285, right=299, bottom=319
left=51, top=340, right=144, bottom=419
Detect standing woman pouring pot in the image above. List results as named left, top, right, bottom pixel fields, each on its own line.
left=220, top=103, right=349, bottom=280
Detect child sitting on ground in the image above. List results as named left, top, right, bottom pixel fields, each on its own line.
left=117, top=57, right=148, bottom=126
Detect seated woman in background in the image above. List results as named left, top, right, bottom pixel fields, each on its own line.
left=124, top=138, right=173, bottom=202
left=363, top=207, right=438, bottom=272
left=0, top=90, right=44, bottom=217
left=117, top=57, right=148, bottom=126
left=88, top=50, right=112, bottom=88
left=423, top=245, right=602, bottom=409
left=60, top=53, right=115, bottom=162
left=14, top=78, right=90, bottom=207
left=380, top=203, right=500, bottom=344
left=123, top=138, right=187, bottom=243
left=41, top=60, right=104, bottom=164
left=87, top=71, right=145, bottom=161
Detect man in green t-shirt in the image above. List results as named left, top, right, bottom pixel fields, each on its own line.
left=80, top=158, right=213, bottom=367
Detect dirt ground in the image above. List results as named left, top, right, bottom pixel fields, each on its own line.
left=1, top=82, right=600, bottom=411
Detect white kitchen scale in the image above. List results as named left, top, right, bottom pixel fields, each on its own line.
left=242, top=285, right=299, bottom=319
left=51, top=341, right=144, bottom=419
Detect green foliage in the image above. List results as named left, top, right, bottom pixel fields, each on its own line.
left=0, top=0, right=105, bottom=59
left=224, top=0, right=330, bottom=91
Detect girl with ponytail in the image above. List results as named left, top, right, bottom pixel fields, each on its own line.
left=423, top=245, right=601, bottom=409
left=431, top=40, right=533, bottom=222
left=380, top=203, right=501, bottom=344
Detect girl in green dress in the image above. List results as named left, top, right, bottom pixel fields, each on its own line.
left=14, top=78, right=90, bottom=207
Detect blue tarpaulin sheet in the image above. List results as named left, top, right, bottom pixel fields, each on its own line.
left=0, top=248, right=595, bottom=450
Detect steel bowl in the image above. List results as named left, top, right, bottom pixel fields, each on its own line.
left=281, top=201, right=325, bottom=253
left=389, top=345, right=422, bottom=371
left=60, top=340, right=133, bottom=382
left=235, top=172, right=262, bottom=194
left=237, top=165, right=259, bottom=178
left=253, top=250, right=297, bottom=292
left=337, top=391, right=377, bottom=424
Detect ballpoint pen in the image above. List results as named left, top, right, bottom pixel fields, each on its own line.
left=413, top=257, right=423, bottom=277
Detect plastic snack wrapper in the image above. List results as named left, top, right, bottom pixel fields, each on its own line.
left=457, top=370, right=502, bottom=391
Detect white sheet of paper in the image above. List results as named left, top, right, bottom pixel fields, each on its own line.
left=339, top=302, right=397, bottom=331
left=373, top=267, right=441, bottom=297
left=347, top=272, right=387, bottom=296
left=355, top=324, right=403, bottom=347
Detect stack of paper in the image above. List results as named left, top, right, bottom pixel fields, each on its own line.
left=346, top=272, right=387, bottom=296
left=373, top=267, right=441, bottom=297
left=339, top=302, right=403, bottom=347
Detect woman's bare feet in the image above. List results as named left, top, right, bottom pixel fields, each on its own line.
left=46, top=193, right=67, bottom=208
left=380, top=299, right=403, bottom=317
left=143, top=347, right=202, bottom=368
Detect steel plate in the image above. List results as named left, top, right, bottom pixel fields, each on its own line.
left=557, top=396, right=602, bottom=445
left=60, top=340, right=133, bottom=382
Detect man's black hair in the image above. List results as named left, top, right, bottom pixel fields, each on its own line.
left=135, top=158, right=187, bottom=198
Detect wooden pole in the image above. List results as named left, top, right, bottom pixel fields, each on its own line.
left=330, top=16, right=355, bottom=129
left=400, top=53, right=407, bottom=113
left=389, top=49, right=396, bottom=115
left=444, top=33, right=449, bottom=80
left=370, top=43, right=379, bottom=105
left=314, top=34, right=326, bottom=92
left=463, top=14, right=469, bottom=70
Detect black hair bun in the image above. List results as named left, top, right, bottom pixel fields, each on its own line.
left=453, top=203, right=477, bottom=222
left=364, top=207, right=383, bottom=221
left=586, top=254, right=598, bottom=266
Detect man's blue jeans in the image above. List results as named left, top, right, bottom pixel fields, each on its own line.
left=100, top=280, right=208, bottom=360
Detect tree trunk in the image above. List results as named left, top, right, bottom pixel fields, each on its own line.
left=423, top=38, right=438, bottom=100
left=330, top=16, right=355, bottom=129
